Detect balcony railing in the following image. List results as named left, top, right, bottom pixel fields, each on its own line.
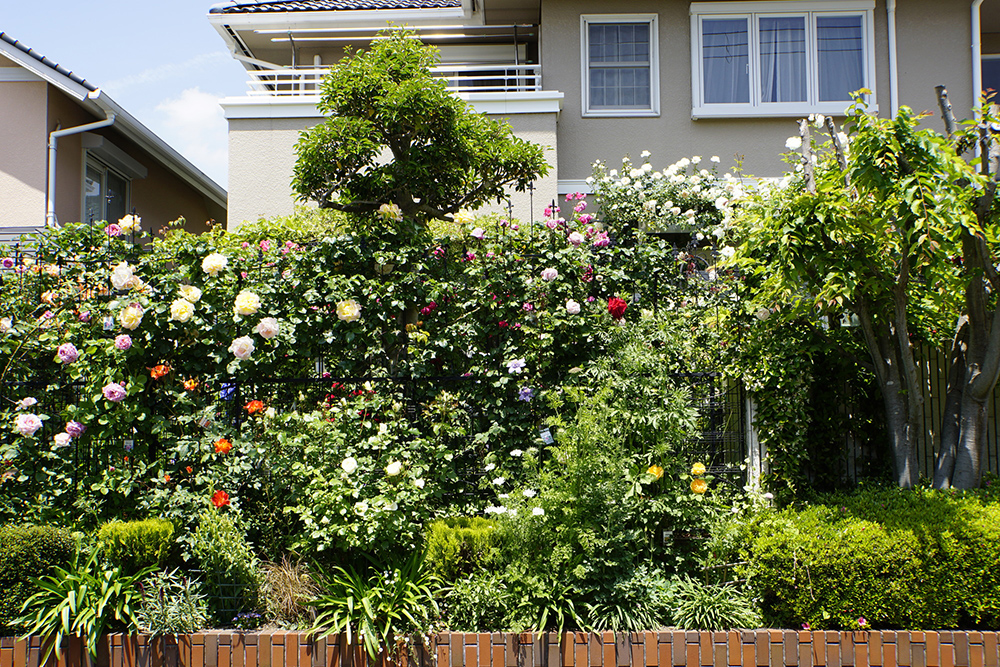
left=246, top=63, right=542, bottom=97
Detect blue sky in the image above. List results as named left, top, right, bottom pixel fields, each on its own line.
left=4, top=1, right=248, bottom=188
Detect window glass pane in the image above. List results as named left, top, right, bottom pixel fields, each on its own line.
left=759, top=16, right=807, bottom=103
left=84, top=165, right=103, bottom=223
left=589, top=21, right=652, bottom=110
left=702, top=18, right=749, bottom=104
left=106, top=171, right=128, bottom=225
left=983, top=58, right=1000, bottom=97
left=817, top=15, right=864, bottom=101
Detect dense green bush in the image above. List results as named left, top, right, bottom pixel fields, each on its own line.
left=97, top=518, right=175, bottom=575
left=424, top=517, right=497, bottom=581
left=190, top=510, right=264, bottom=625
left=0, top=524, right=74, bottom=633
left=741, top=488, right=1000, bottom=629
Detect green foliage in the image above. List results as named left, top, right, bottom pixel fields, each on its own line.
left=441, top=570, right=511, bottom=632
left=309, top=552, right=441, bottom=661
left=189, top=510, right=264, bottom=624
left=97, top=518, right=176, bottom=575
left=0, top=524, right=73, bottom=633
left=424, top=517, right=497, bottom=581
left=585, top=565, right=675, bottom=632
left=740, top=488, right=1000, bottom=629
left=16, top=540, right=153, bottom=662
left=136, top=569, right=209, bottom=635
left=670, top=577, right=761, bottom=630
left=293, top=29, right=547, bottom=225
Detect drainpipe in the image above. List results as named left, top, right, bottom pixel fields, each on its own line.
left=46, top=90, right=115, bottom=227
left=973, top=0, right=985, bottom=111
left=887, top=0, right=899, bottom=116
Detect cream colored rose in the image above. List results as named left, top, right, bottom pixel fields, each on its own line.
left=254, top=317, right=279, bottom=340
left=118, top=304, right=144, bottom=330
left=233, top=291, right=261, bottom=317
left=378, top=203, right=403, bottom=222
left=110, top=262, right=134, bottom=290
left=229, top=335, right=255, bottom=360
left=336, top=299, right=362, bottom=323
left=178, top=285, right=202, bottom=303
left=118, top=214, right=141, bottom=231
left=201, top=253, right=228, bottom=277
left=454, top=209, right=476, bottom=226
left=170, top=298, right=195, bottom=323
left=0, top=317, right=11, bottom=333
left=386, top=461, right=402, bottom=476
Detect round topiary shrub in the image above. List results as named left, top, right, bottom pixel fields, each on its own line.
left=0, top=524, right=74, bottom=633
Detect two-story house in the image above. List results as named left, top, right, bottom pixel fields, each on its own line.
left=0, top=32, right=227, bottom=240
left=211, top=0, right=991, bottom=229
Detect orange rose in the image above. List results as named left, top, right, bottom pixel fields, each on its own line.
left=245, top=400, right=265, bottom=415
left=214, top=438, right=233, bottom=454
left=212, top=490, right=230, bottom=508
left=690, top=478, right=708, bottom=494
left=150, top=364, right=170, bottom=380
left=183, top=379, right=199, bottom=391
left=164, top=473, right=171, bottom=483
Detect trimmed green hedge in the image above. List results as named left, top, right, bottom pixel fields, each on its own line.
left=743, top=488, right=1000, bottom=629
left=97, top=518, right=176, bottom=575
left=0, top=524, right=74, bottom=633
left=425, top=517, right=498, bottom=581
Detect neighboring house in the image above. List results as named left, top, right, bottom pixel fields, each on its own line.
left=0, top=32, right=227, bottom=241
left=211, top=0, right=991, bottom=229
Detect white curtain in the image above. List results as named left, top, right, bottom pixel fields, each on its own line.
left=759, top=16, right=807, bottom=103
left=702, top=18, right=749, bottom=104
left=817, top=16, right=864, bottom=101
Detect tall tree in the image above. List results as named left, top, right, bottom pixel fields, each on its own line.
left=292, top=29, right=548, bottom=226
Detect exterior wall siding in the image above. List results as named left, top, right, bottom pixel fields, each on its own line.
left=3, top=630, right=998, bottom=667
left=0, top=80, right=47, bottom=227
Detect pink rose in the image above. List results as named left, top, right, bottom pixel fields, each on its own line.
left=56, top=342, right=79, bottom=364
left=471, top=227, right=485, bottom=240
left=541, top=268, right=559, bottom=282
left=114, top=334, right=132, bottom=351
left=103, top=224, right=122, bottom=237
left=53, top=432, right=72, bottom=448
left=102, top=382, right=127, bottom=402
left=16, top=413, right=43, bottom=437
left=568, top=231, right=585, bottom=246
left=65, top=421, right=86, bottom=438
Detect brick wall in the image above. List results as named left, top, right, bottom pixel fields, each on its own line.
left=2, top=630, right=999, bottom=667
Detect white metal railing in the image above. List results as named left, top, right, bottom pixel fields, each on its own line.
left=246, top=63, right=541, bottom=96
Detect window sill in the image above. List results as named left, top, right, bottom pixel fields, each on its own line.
left=692, top=102, right=875, bottom=119
left=582, top=109, right=660, bottom=118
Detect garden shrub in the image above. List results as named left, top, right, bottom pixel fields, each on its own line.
left=424, top=517, right=497, bottom=581
left=442, top=570, right=511, bottom=632
left=0, top=524, right=73, bottom=633
left=136, top=569, right=209, bottom=635
left=742, top=488, right=1000, bottom=629
left=190, top=510, right=264, bottom=625
left=97, top=518, right=176, bottom=575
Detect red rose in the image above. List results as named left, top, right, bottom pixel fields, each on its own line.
left=211, top=490, right=230, bottom=508
left=608, top=297, right=628, bottom=321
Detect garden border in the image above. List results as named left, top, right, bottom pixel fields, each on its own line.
left=2, top=630, right=996, bottom=667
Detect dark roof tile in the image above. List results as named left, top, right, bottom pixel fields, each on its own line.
left=0, top=32, right=97, bottom=92
left=210, top=0, right=459, bottom=13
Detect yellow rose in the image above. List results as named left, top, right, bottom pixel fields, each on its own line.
left=119, top=304, right=144, bottom=330
left=454, top=209, right=476, bottom=226
left=178, top=285, right=202, bottom=303
left=170, top=298, right=195, bottom=323
left=337, top=299, right=362, bottom=322
left=201, top=253, right=228, bottom=277
left=690, top=478, right=708, bottom=494
left=691, top=462, right=707, bottom=476
left=234, top=291, right=261, bottom=317
left=646, top=465, right=664, bottom=480
left=378, top=203, right=403, bottom=222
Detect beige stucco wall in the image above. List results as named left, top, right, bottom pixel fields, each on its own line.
left=226, top=110, right=558, bottom=229
left=541, top=0, right=975, bottom=183
left=0, top=81, right=47, bottom=227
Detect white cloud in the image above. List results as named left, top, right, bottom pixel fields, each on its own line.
left=154, top=87, right=228, bottom=187
left=104, top=52, right=231, bottom=93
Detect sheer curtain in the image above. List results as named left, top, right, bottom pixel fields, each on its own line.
left=817, top=16, right=864, bottom=101
left=702, top=18, right=749, bottom=104
left=759, top=16, right=806, bottom=103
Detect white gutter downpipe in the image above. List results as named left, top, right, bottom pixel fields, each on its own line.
left=973, top=0, right=985, bottom=112
left=887, top=0, right=899, bottom=116
left=46, top=89, right=115, bottom=227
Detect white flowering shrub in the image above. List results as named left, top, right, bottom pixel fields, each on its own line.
left=589, top=153, right=745, bottom=239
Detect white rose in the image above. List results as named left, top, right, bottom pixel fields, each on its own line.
left=178, top=285, right=202, bottom=303
left=202, top=253, right=228, bottom=277
left=0, top=317, right=11, bottom=333
left=540, top=268, right=559, bottom=282
left=255, top=317, right=280, bottom=340
left=532, top=507, right=545, bottom=516
left=110, top=262, right=134, bottom=290
left=228, top=336, right=255, bottom=360
left=566, top=300, right=581, bottom=315
left=414, top=478, right=425, bottom=489
left=386, top=461, right=402, bottom=477
left=170, top=299, right=195, bottom=323
left=342, top=457, right=358, bottom=474
left=53, top=432, right=72, bottom=448
left=785, top=136, right=803, bottom=151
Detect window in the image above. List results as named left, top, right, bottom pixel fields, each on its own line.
left=83, top=158, right=129, bottom=225
left=581, top=14, right=659, bottom=116
left=691, top=1, right=875, bottom=117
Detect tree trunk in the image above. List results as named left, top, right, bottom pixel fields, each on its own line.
left=934, top=319, right=967, bottom=488
left=953, top=392, right=988, bottom=487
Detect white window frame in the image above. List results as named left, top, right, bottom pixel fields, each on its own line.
left=690, top=0, right=876, bottom=118
left=581, top=14, right=660, bottom=117
left=82, top=156, right=131, bottom=225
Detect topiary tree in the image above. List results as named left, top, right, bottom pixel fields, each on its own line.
left=292, top=29, right=548, bottom=227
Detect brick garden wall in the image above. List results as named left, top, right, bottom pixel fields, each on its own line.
left=2, top=630, right=999, bottom=667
